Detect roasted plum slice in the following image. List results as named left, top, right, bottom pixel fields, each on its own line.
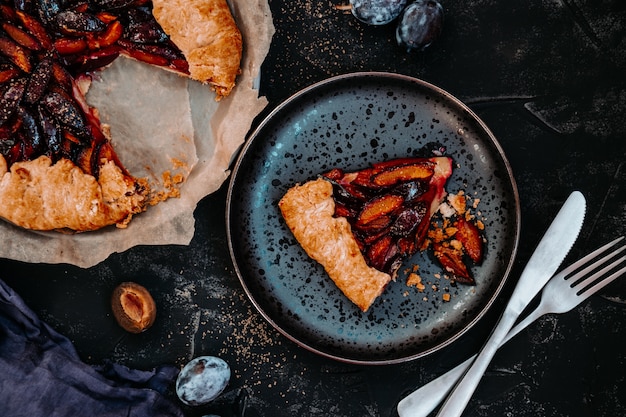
left=15, top=10, right=53, bottom=49
left=2, top=21, right=43, bottom=50
left=55, top=10, right=108, bottom=35
left=23, top=53, right=52, bottom=103
left=356, top=194, right=404, bottom=227
left=0, top=77, right=26, bottom=125
left=323, top=156, right=453, bottom=277
left=433, top=242, right=475, bottom=284
left=371, top=160, right=434, bottom=186
left=455, top=216, right=484, bottom=264
left=390, top=205, right=426, bottom=237
left=0, top=34, right=32, bottom=72
left=392, top=179, right=428, bottom=202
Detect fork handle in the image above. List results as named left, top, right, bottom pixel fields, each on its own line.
left=397, top=308, right=545, bottom=417
left=434, top=309, right=518, bottom=417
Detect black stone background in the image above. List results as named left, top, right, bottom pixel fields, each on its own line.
left=2, top=0, right=626, bottom=416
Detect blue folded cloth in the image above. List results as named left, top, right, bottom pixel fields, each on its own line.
left=0, top=278, right=184, bottom=417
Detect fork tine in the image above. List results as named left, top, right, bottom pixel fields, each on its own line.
left=581, top=264, right=626, bottom=296
left=568, top=245, right=626, bottom=287
left=561, top=236, right=626, bottom=281
left=573, top=255, right=626, bottom=295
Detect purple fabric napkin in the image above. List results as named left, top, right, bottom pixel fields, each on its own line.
left=0, top=278, right=184, bottom=417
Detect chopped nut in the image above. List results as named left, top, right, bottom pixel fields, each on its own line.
left=407, top=272, right=425, bottom=291
left=447, top=192, right=466, bottom=214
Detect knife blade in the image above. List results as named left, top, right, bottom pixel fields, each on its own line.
left=428, top=190, right=586, bottom=417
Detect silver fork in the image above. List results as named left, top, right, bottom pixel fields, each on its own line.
left=397, top=236, right=626, bottom=417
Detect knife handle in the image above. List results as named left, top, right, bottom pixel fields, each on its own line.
left=396, top=357, right=470, bottom=417
left=434, top=309, right=518, bottom=417
left=397, top=305, right=542, bottom=417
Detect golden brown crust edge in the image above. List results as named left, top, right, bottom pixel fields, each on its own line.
left=152, top=0, right=243, bottom=99
left=0, top=155, right=146, bottom=232
left=278, top=178, right=392, bottom=312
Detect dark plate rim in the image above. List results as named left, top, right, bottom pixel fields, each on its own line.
left=226, top=72, right=521, bottom=365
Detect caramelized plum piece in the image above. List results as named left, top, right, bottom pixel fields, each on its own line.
left=455, top=216, right=484, bottom=263
left=0, top=65, right=20, bottom=83
left=0, top=77, right=26, bottom=125
left=0, top=5, right=17, bottom=20
left=396, top=235, right=417, bottom=256
left=356, top=194, right=404, bottom=226
left=2, top=21, right=42, bottom=50
left=67, top=44, right=120, bottom=73
left=348, top=167, right=377, bottom=188
left=54, top=37, right=88, bottom=55
left=0, top=35, right=32, bottom=72
left=355, top=214, right=392, bottom=236
left=15, top=10, right=53, bottom=49
left=367, top=235, right=397, bottom=271
left=18, top=106, right=42, bottom=153
left=23, top=53, right=52, bottom=104
left=393, top=180, right=427, bottom=202
left=121, top=44, right=168, bottom=66
left=371, top=161, right=434, bottom=186
left=37, top=104, right=63, bottom=159
left=323, top=167, right=344, bottom=181
left=50, top=61, right=73, bottom=91
left=433, top=243, right=475, bottom=284
left=116, top=39, right=187, bottom=71
left=40, top=91, right=91, bottom=140
left=121, top=8, right=169, bottom=44
left=333, top=201, right=358, bottom=219
left=390, top=205, right=426, bottom=237
left=55, top=10, right=107, bottom=35
left=328, top=179, right=369, bottom=207
left=87, top=20, right=123, bottom=49
left=35, top=0, right=62, bottom=27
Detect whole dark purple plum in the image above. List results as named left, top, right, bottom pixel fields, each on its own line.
left=350, top=0, right=408, bottom=25
left=396, top=0, right=444, bottom=52
left=175, top=356, right=230, bottom=406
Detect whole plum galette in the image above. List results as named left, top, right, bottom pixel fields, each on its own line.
left=0, top=0, right=242, bottom=231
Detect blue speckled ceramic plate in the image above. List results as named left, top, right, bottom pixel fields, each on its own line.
left=226, top=73, right=520, bottom=364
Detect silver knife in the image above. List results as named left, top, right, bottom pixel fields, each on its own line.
left=425, top=191, right=586, bottom=417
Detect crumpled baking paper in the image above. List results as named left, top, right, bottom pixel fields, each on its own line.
left=0, top=0, right=274, bottom=268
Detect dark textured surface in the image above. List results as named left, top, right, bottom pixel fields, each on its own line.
left=2, top=0, right=626, bottom=416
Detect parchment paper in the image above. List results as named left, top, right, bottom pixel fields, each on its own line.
left=0, top=0, right=275, bottom=268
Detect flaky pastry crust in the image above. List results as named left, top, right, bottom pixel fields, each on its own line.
left=152, top=0, right=243, bottom=99
left=0, top=155, right=145, bottom=231
left=279, top=178, right=392, bottom=312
